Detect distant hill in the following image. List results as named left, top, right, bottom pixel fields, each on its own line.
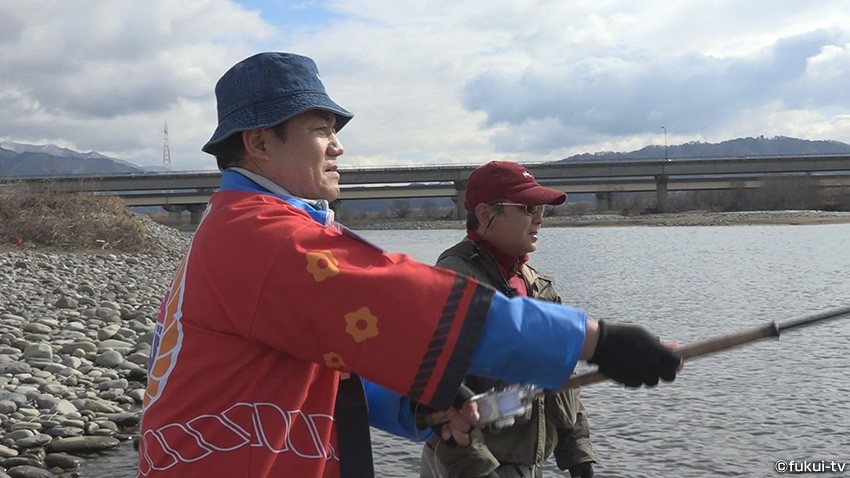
left=557, top=136, right=850, bottom=162
left=4, top=136, right=848, bottom=178
left=0, top=142, right=144, bottom=177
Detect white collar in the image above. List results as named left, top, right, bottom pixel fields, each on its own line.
left=229, top=167, right=333, bottom=218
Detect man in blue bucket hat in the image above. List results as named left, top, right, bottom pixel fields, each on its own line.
left=138, top=52, right=682, bottom=478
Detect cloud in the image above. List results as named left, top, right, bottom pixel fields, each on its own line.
left=0, top=0, right=275, bottom=169
left=462, top=27, right=850, bottom=155
left=1, top=0, right=850, bottom=170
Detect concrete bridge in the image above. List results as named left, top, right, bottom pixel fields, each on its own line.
left=5, top=154, right=850, bottom=223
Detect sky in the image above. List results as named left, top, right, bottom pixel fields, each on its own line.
left=2, top=1, right=850, bottom=171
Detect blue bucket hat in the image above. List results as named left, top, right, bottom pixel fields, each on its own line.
left=202, top=52, right=353, bottom=154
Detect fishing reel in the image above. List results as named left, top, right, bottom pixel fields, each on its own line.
left=415, top=383, right=541, bottom=431
left=469, top=384, right=540, bottom=429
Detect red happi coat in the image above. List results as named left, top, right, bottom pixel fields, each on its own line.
left=138, top=190, right=491, bottom=477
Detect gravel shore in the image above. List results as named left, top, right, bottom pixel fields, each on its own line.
left=0, top=218, right=190, bottom=477
left=0, top=209, right=848, bottom=476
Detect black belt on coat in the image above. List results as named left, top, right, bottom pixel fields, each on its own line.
left=334, top=374, right=375, bottom=478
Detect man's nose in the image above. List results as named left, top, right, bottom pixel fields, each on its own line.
left=328, top=134, right=344, bottom=155
left=532, top=209, right=544, bottom=223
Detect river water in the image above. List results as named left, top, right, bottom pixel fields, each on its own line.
left=82, top=223, right=850, bottom=477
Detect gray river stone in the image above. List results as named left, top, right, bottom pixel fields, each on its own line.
left=94, top=308, right=120, bottom=323
left=0, top=445, right=17, bottom=459
left=21, top=346, right=51, bottom=362
left=53, top=297, right=78, bottom=310
left=2, top=458, right=43, bottom=469
left=43, top=452, right=82, bottom=470
left=0, top=395, right=26, bottom=408
left=32, top=395, right=58, bottom=410
left=0, top=364, right=30, bottom=375
left=57, top=342, right=96, bottom=356
left=48, top=400, right=77, bottom=417
left=13, top=435, right=50, bottom=449
left=73, top=397, right=129, bottom=414
left=2, top=432, right=33, bottom=443
left=98, top=413, right=139, bottom=428
left=97, top=379, right=128, bottom=391
left=45, top=436, right=120, bottom=454
left=93, top=351, right=124, bottom=368
left=5, top=465, right=55, bottom=478
left=44, top=428, right=82, bottom=439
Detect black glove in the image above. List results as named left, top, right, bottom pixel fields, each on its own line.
left=569, top=462, right=594, bottom=478
left=588, top=320, right=680, bottom=388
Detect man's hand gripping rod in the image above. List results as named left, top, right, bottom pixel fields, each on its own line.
left=565, top=305, right=850, bottom=388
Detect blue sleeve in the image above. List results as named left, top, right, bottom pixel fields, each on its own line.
left=468, top=293, right=587, bottom=389
left=363, top=379, right=433, bottom=441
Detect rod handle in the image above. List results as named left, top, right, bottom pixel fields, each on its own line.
left=415, top=384, right=476, bottom=429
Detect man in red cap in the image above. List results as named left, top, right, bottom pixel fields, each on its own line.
left=421, top=161, right=596, bottom=478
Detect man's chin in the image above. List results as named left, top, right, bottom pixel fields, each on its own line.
left=324, top=186, right=340, bottom=202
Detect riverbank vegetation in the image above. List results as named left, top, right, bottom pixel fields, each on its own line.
left=0, top=184, right=156, bottom=252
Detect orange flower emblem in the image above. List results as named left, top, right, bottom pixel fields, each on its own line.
left=324, top=352, right=345, bottom=369
left=306, top=250, right=340, bottom=282
left=344, top=307, right=380, bottom=343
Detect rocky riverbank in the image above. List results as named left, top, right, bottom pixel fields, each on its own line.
left=1, top=208, right=849, bottom=476
left=0, top=218, right=190, bottom=477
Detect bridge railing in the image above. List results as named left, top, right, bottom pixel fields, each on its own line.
left=3, top=155, right=850, bottom=210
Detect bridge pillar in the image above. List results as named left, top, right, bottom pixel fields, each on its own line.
left=453, top=181, right=467, bottom=220
left=655, top=175, right=669, bottom=212
left=188, top=205, right=206, bottom=225
left=163, top=205, right=186, bottom=226
left=595, top=192, right=613, bottom=211
left=329, top=200, right=342, bottom=221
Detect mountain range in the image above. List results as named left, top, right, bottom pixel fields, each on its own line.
left=556, top=135, right=850, bottom=162
left=0, top=142, right=165, bottom=177
left=2, top=136, right=850, bottom=178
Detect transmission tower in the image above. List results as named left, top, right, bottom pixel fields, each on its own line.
left=162, top=121, right=172, bottom=169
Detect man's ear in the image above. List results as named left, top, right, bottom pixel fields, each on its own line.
left=474, top=203, right=493, bottom=224
left=243, top=129, right=269, bottom=159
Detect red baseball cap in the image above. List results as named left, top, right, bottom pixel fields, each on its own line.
left=464, top=161, right=567, bottom=210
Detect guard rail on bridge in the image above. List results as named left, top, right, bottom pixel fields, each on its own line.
left=4, top=155, right=850, bottom=221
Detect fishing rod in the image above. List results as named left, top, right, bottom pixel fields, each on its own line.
left=420, top=305, right=850, bottom=429
left=564, top=304, right=850, bottom=389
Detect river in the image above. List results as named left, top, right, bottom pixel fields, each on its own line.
left=82, top=223, right=850, bottom=477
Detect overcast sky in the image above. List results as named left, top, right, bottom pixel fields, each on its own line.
left=2, top=1, right=850, bottom=171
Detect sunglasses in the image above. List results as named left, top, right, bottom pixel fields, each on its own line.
left=493, top=203, right=550, bottom=215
